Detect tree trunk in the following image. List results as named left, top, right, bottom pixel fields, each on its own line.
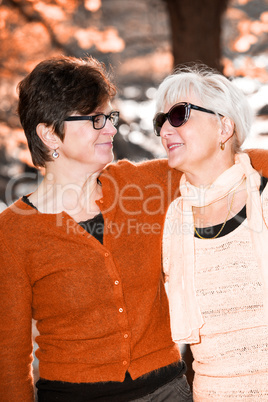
left=164, top=0, right=229, bottom=72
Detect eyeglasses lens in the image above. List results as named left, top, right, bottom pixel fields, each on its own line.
left=93, top=115, right=105, bottom=129
left=93, top=112, right=119, bottom=130
left=109, top=112, right=119, bottom=127
left=169, top=105, right=186, bottom=127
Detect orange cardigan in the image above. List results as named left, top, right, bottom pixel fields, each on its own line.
left=0, top=149, right=267, bottom=402
left=0, top=158, right=183, bottom=402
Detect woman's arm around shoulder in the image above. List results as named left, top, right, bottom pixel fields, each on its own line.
left=246, top=148, right=268, bottom=177
left=102, top=158, right=182, bottom=188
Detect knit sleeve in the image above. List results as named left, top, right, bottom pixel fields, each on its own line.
left=0, top=235, right=34, bottom=402
left=246, top=148, right=268, bottom=177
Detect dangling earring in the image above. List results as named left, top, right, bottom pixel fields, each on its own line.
left=220, top=141, right=225, bottom=151
left=52, top=149, right=59, bottom=159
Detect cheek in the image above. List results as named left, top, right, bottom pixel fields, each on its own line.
left=161, top=138, right=168, bottom=151
left=80, top=132, right=100, bottom=147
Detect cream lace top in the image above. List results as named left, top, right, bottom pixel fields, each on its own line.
left=165, top=183, right=268, bottom=401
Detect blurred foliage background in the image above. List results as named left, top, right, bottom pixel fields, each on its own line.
left=0, top=0, right=267, bottom=208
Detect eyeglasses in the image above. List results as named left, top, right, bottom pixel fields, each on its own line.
left=64, top=111, right=120, bottom=130
left=153, top=102, right=219, bottom=136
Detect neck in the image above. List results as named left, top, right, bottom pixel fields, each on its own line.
left=184, top=154, right=235, bottom=187
left=30, top=163, right=103, bottom=216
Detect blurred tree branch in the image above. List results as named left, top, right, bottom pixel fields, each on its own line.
left=163, top=0, right=230, bottom=71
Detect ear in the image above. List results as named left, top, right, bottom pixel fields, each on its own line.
left=36, top=123, right=60, bottom=150
left=220, top=116, right=235, bottom=146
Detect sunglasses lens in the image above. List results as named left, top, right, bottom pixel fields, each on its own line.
left=154, top=113, right=167, bottom=136
left=169, top=105, right=186, bottom=127
left=153, top=104, right=188, bottom=136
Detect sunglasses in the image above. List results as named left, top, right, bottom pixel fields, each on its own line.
left=153, top=102, right=218, bottom=136
left=65, top=111, right=119, bottom=130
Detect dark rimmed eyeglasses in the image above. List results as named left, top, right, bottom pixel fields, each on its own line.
left=153, top=102, right=220, bottom=136
left=64, top=111, right=120, bottom=130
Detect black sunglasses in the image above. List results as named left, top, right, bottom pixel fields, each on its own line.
left=153, top=102, right=219, bottom=136
left=64, top=111, right=119, bottom=130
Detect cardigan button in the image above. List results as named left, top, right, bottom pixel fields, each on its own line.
left=123, top=361, right=127, bottom=365
left=119, top=308, right=123, bottom=313
left=105, top=252, right=109, bottom=257
left=114, top=280, right=119, bottom=285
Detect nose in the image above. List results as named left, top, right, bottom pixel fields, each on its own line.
left=160, top=119, right=175, bottom=139
left=105, top=118, right=117, bottom=136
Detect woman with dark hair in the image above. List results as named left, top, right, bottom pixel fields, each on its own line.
left=153, top=65, right=268, bottom=400
left=0, top=56, right=192, bottom=402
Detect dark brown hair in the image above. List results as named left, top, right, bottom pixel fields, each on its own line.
left=17, top=56, right=117, bottom=167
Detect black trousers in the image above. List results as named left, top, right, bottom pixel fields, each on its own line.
left=37, top=373, right=193, bottom=402
left=131, top=375, right=193, bottom=402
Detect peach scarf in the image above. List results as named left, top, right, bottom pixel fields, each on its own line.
left=163, top=153, right=268, bottom=343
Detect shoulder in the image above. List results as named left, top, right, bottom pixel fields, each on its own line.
left=0, top=200, right=19, bottom=227
left=245, top=148, right=268, bottom=178
left=0, top=198, right=36, bottom=237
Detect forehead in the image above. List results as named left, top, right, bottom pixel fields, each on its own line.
left=94, top=101, right=113, bottom=114
left=163, top=92, right=202, bottom=113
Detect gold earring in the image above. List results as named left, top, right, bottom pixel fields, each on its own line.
left=220, top=141, right=225, bottom=151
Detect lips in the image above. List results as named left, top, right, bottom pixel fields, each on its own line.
left=96, top=140, right=113, bottom=146
left=167, top=143, right=184, bottom=151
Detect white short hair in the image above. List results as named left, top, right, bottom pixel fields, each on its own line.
left=155, top=65, right=253, bottom=148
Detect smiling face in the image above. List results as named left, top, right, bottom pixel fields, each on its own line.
left=58, top=102, right=117, bottom=173
left=160, top=94, right=225, bottom=182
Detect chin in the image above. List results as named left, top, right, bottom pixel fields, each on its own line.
left=168, top=158, right=181, bottom=171
left=99, top=154, right=114, bottom=167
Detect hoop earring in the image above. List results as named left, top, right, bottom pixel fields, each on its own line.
left=220, top=141, right=225, bottom=151
left=52, top=149, right=59, bottom=159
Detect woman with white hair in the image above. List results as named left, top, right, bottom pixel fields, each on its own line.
left=153, top=65, right=268, bottom=400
